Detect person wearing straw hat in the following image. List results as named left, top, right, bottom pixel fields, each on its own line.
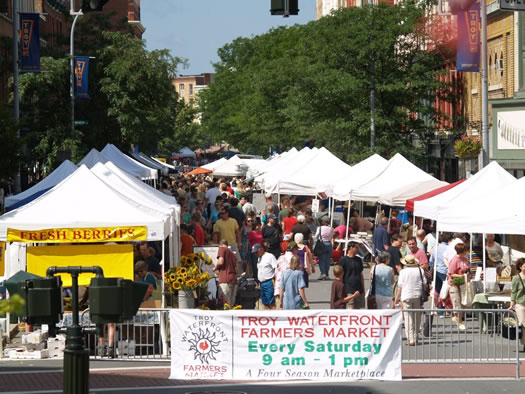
left=394, top=254, right=426, bottom=346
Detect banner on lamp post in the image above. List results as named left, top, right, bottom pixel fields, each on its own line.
left=456, top=3, right=480, bottom=72
left=20, top=13, right=40, bottom=72
left=74, top=56, right=90, bottom=99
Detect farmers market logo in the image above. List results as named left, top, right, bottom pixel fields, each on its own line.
left=182, top=317, right=228, bottom=364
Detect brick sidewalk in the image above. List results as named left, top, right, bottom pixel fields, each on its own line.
left=0, top=362, right=523, bottom=392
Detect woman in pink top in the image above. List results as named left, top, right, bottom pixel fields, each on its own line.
left=448, top=243, right=470, bottom=330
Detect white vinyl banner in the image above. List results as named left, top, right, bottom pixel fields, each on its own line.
left=169, top=309, right=402, bottom=381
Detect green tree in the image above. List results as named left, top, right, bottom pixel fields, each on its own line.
left=0, top=105, right=20, bottom=181
left=200, top=2, right=452, bottom=164
left=17, top=15, right=191, bottom=174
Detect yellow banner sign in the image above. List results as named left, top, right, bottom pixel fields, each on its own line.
left=7, top=226, right=147, bottom=243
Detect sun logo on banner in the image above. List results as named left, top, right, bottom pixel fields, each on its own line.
left=185, top=327, right=222, bottom=364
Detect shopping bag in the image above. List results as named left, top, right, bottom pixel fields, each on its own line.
left=439, top=280, right=449, bottom=300
left=460, top=275, right=475, bottom=307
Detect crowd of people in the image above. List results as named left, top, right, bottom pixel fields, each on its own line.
left=154, top=172, right=525, bottom=349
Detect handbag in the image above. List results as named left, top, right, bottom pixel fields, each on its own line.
left=366, top=266, right=377, bottom=309
left=313, top=229, right=324, bottom=256
left=418, top=268, right=429, bottom=303
left=460, top=274, right=475, bottom=307
left=439, top=279, right=450, bottom=300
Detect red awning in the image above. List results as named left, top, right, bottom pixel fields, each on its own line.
left=404, top=178, right=466, bottom=212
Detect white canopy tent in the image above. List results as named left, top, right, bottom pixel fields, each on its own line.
left=253, top=147, right=303, bottom=186
left=258, top=147, right=318, bottom=190
left=78, top=148, right=110, bottom=169
left=331, top=154, right=389, bottom=201
left=4, top=160, right=78, bottom=210
left=212, top=155, right=249, bottom=177
left=437, top=175, right=524, bottom=234
left=101, top=144, right=158, bottom=181
left=414, top=161, right=516, bottom=221
left=173, top=146, right=196, bottom=159
left=104, top=160, right=181, bottom=263
left=201, top=157, right=228, bottom=171
left=90, top=162, right=179, bottom=266
left=267, top=147, right=353, bottom=196
left=351, top=153, right=448, bottom=205
left=0, top=165, right=170, bottom=241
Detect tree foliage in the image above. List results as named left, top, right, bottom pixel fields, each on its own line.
left=14, top=13, right=196, bottom=176
left=200, top=2, right=453, bottom=164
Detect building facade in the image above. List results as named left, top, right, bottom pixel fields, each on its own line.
left=173, top=73, right=214, bottom=105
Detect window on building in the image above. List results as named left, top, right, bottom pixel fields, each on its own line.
left=179, top=84, right=185, bottom=95
left=189, top=84, right=193, bottom=97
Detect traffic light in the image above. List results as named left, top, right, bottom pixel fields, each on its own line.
left=89, top=277, right=148, bottom=324
left=82, top=0, right=110, bottom=13
left=448, top=0, right=478, bottom=14
left=270, top=0, right=299, bottom=16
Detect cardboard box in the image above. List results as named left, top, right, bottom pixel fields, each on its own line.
left=9, top=348, right=49, bottom=359
left=117, top=340, right=136, bottom=356
left=140, top=299, right=161, bottom=308
left=48, top=348, right=64, bottom=358
left=47, top=336, right=66, bottom=350
left=22, top=331, right=48, bottom=345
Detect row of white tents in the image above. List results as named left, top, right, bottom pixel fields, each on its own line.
left=4, top=144, right=176, bottom=211
left=204, top=147, right=448, bottom=206
left=0, top=144, right=181, bottom=281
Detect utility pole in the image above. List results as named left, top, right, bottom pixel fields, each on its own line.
left=12, top=0, right=21, bottom=193
left=480, top=0, right=489, bottom=168
left=369, top=0, right=376, bottom=151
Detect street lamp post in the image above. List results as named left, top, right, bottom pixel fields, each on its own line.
left=12, top=0, right=20, bottom=193
left=70, top=3, right=83, bottom=134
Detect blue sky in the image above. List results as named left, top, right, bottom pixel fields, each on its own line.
left=141, top=0, right=317, bottom=76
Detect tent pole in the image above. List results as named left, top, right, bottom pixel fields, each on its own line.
left=431, top=226, right=440, bottom=311
left=469, top=233, right=472, bottom=264
left=160, top=238, right=169, bottom=357
left=386, top=207, right=391, bottom=234
left=482, top=233, right=486, bottom=292
left=344, top=194, right=352, bottom=254
left=330, top=197, right=334, bottom=227
left=412, top=214, right=416, bottom=237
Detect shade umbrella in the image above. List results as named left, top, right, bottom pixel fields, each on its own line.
left=186, top=167, right=212, bottom=176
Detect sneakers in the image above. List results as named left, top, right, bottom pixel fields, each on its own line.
left=107, top=347, right=115, bottom=359
left=318, top=275, right=327, bottom=281
left=452, top=316, right=458, bottom=324
left=458, top=324, right=466, bottom=330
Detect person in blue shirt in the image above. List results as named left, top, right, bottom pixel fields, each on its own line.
left=373, top=217, right=390, bottom=255
left=429, top=232, right=452, bottom=310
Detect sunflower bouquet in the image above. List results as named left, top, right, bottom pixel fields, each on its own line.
left=164, top=252, right=212, bottom=294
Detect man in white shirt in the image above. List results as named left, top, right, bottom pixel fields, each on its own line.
left=254, top=243, right=277, bottom=309
left=240, top=195, right=256, bottom=216
left=204, top=181, right=222, bottom=207
left=443, top=233, right=466, bottom=268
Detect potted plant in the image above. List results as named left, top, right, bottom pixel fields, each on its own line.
left=454, top=135, right=482, bottom=159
